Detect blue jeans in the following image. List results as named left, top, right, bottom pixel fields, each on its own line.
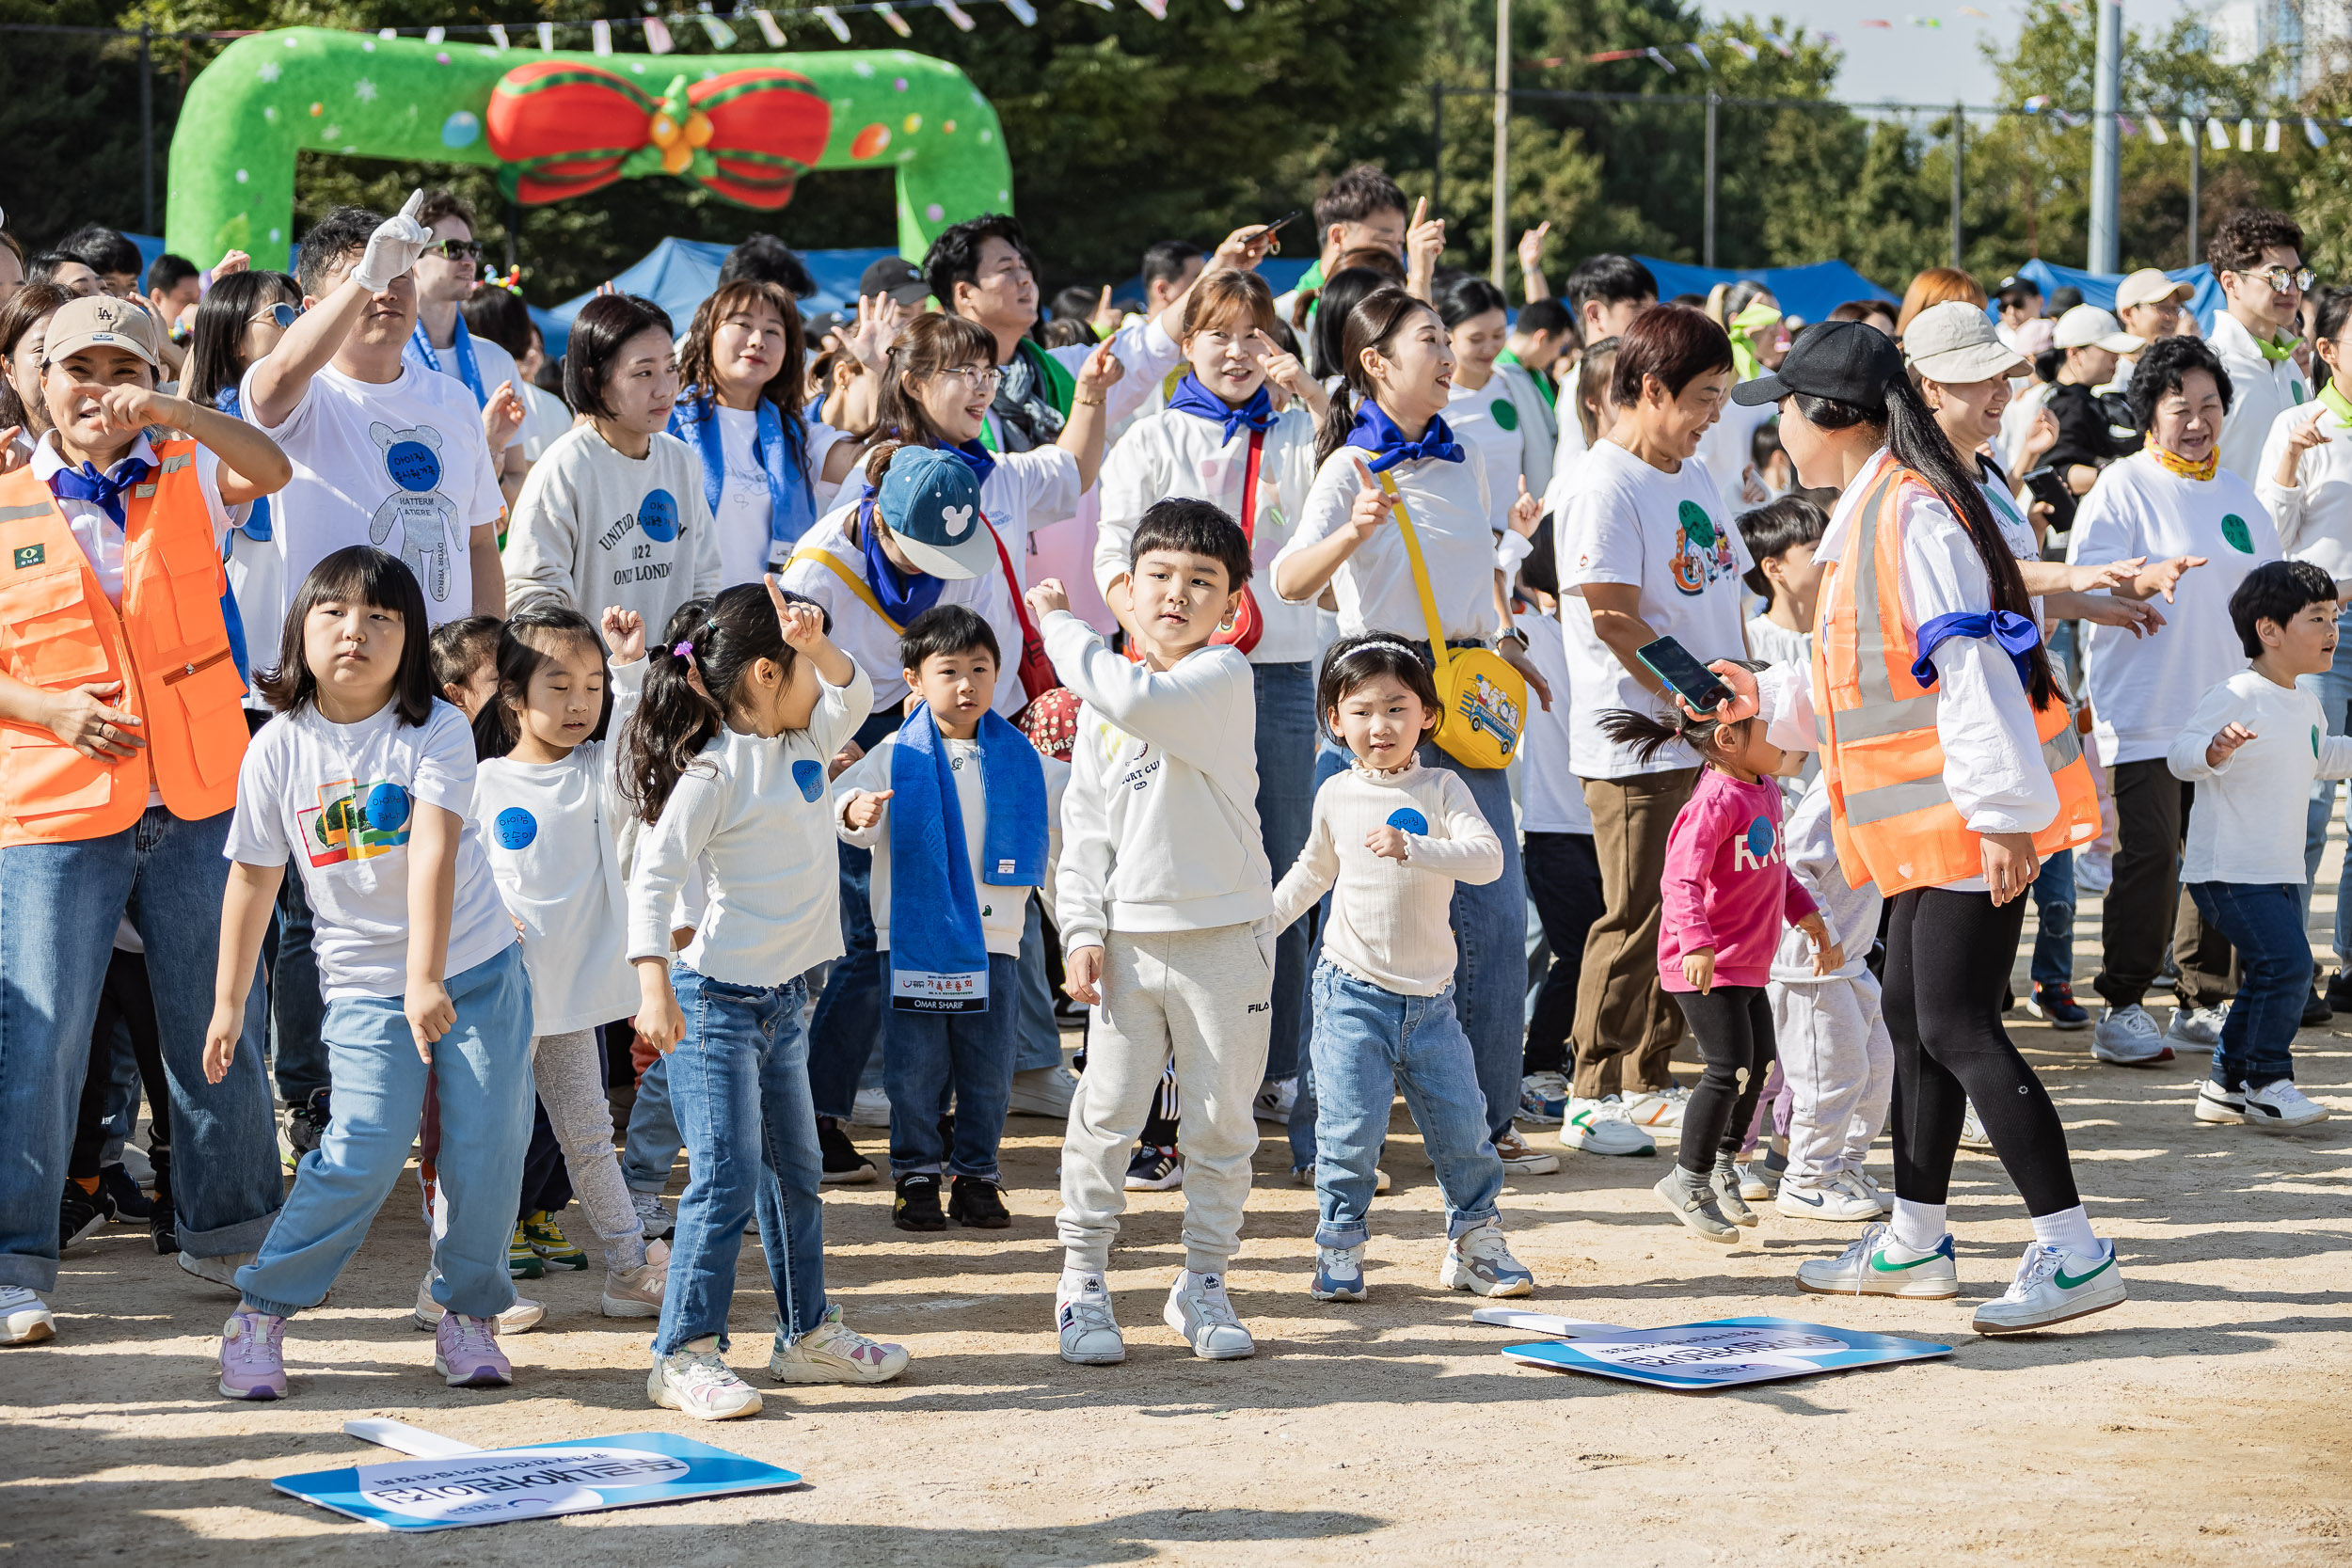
left=1014, top=895, right=1063, bottom=1074
left=1255, top=661, right=1318, bottom=1083
left=1309, top=964, right=1504, bottom=1247
left=2300, top=622, right=2352, bottom=959
left=0, top=807, right=281, bottom=1291
left=656, top=967, right=826, bottom=1354
left=624, top=1051, right=681, bottom=1194
left=1312, top=735, right=1524, bottom=1142
left=2028, top=847, right=2077, bottom=989
left=807, top=844, right=882, bottom=1119
left=237, top=943, right=532, bottom=1319
left=883, top=952, right=1020, bottom=1180
left=2186, top=881, right=2308, bottom=1088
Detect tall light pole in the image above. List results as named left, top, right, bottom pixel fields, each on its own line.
left=1492, top=0, right=1510, bottom=287
left=2088, top=0, right=2122, bottom=272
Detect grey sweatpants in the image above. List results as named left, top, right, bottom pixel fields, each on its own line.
left=530, top=1029, right=645, bottom=1268
left=1768, top=974, right=1896, bottom=1183
left=1057, top=924, right=1274, bottom=1275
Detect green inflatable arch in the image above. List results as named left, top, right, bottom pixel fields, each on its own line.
left=165, top=26, right=1014, bottom=269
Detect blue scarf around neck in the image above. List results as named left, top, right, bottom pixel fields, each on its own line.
left=213, top=385, right=271, bottom=543
left=857, top=488, right=946, bottom=626
left=671, top=389, right=818, bottom=567
left=404, top=313, right=486, bottom=407
left=45, top=454, right=151, bottom=528
left=886, top=703, right=1048, bottom=1012
left=1343, top=401, right=1465, bottom=472
left=1166, top=372, right=1278, bottom=444
left=943, top=437, right=997, bottom=491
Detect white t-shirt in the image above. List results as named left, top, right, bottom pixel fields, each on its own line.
left=1278, top=441, right=1498, bottom=644
left=2169, top=670, right=2352, bottom=883
left=238, top=360, right=504, bottom=630
left=517, top=381, right=570, bottom=464
left=1559, top=436, right=1754, bottom=777
left=1447, top=373, right=1530, bottom=536
left=404, top=326, right=524, bottom=453
left=501, top=422, right=723, bottom=637
left=31, top=431, right=232, bottom=606
left=2069, top=450, right=2280, bottom=765
left=2210, top=310, right=2311, bottom=486
left=224, top=699, right=514, bottom=1002
left=2256, top=395, right=2352, bottom=579
left=1514, top=609, right=1591, bottom=834
left=834, top=728, right=1031, bottom=958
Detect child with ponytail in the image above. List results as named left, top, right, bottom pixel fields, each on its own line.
left=623, top=577, right=908, bottom=1421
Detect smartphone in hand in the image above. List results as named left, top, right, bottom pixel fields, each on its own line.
left=1635, top=635, right=1732, bottom=714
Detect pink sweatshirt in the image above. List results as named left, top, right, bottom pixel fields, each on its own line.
left=1658, top=768, right=1817, bottom=991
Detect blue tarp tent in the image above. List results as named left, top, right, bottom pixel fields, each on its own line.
left=2010, top=258, right=2225, bottom=333
left=1633, top=256, right=1897, bottom=324
left=533, top=239, right=900, bottom=356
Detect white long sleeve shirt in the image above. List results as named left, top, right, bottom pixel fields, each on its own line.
left=624, top=660, right=872, bottom=985
left=1270, top=760, right=1503, bottom=996
left=1754, top=449, right=2058, bottom=891
left=2168, top=669, right=2352, bottom=884
left=502, top=424, right=726, bottom=634
left=1045, top=610, right=1271, bottom=951
left=2255, top=396, right=2352, bottom=579
left=2211, top=309, right=2312, bottom=485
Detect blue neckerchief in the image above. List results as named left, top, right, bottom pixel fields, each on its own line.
left=944, top=438, right=996, bottom=491
left=886, top=704, right=1048, bottom=1013
left=1911, top=610, right=2043, bottom=692
left=46, top=455, right=152, bottom=528
left=671, top=390, right=818, bottom=566
left=404, top=314, right=486, bottom=406
left=1165, top=372, right=1277, bottom=444
left=857, top=488, right=946, bottom=626
left=213, top=385, right=271, bottom=543
left=1343, top=401, right=1465, bottom=472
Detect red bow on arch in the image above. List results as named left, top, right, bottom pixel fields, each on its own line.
left=486, top=61, right=832, bottom=210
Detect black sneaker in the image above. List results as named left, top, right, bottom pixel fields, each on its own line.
left=59, top=1181, right=105, bottom=1250
left=280, top=1088, right=330, bottom=1169
left=893, top=1173, right=946, bottom=1231
left=2328, top=970, right=2352, bottom=1014
left=1122, top=1145, right=1184, bottom=1191
left=150, top=1208, right=178, bottom=1255
left=948, top=1176, right=1011, bottom=1229
left=96, top=1163, right=152, bottom=1222
left=2304, top=984, right=2335, bottom=1029
left=817, top=1117, right=878, bottom=1186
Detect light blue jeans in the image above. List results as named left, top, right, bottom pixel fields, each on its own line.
left=1309, top=963, right=1504, bottom=1248
left=625, top=1052, right=680, bottom=1194
left=655, top=967, right=827, bottom=1354
left=0, top=807, right=281, bottom=1291
left=2300, top=620, right=2352, bottom=961
left=236, top=943, right=532, bottom=1320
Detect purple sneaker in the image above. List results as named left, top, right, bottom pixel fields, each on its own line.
left=218, top=1310, right=287, bottom=1401
left=433, top=1312, right=513, bottom=1388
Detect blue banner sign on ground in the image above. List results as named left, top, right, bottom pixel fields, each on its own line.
left=1501, top=1316, right=1951, bottom=1391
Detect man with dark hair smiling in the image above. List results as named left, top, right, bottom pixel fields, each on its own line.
left=2207, top=208, right=2312, bottom=483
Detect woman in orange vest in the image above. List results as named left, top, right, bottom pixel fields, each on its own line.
left=0, top=294, right=291, bottom=1347
left=1704, top=321, right=2126, bottom=1335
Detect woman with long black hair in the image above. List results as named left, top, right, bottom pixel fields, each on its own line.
left=1706, top=321, right=2124, bottom=1333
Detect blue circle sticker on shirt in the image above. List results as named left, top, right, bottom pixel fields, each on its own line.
left=385, top=440, right=441, bottom=494
left=364, top=783, right=412, bottom=832
left=1745, top=816, right=1775, bottom=861
left=792, top=758, right=825, bottom=802
left=1386, top=806, right=1430, bottom=836
left=638, top=487, right=681, bottom=544
left=494, top=806, right=538, bottom=849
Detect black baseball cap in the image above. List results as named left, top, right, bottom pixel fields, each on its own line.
left=859, top=255, right=931, bottom=309
left=1732, top=319, right=1907, bottom=406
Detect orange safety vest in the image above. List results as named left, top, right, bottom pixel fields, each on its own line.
left=1811, top=461, right=2101, bottom=895
left=0, top=441, right=248, bottom=846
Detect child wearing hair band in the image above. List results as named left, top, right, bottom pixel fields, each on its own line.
left=1271, top=634, right=1536, bottom=1302
left=1599, top=690, right=1838, bottom=1242
left=625, top=576, right=907, bottom=1421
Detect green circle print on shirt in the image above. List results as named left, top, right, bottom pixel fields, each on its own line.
left=2220, top=514, right=2253, bottom=553
left=1678, top=499, right=1717, bottom=548
left=1490, top=396, right=1518, bottom=431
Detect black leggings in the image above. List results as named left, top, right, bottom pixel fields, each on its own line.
left=1668, top=986, right=1776, bottom=1178
left=71, top=951, right=171, bottom=1183
left=1883, top=887, right=2080, bottom=1214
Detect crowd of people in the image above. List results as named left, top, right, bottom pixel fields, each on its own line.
left=0, top=166, right=2340, bottom=1419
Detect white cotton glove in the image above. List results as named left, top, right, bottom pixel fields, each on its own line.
left=352, top=189, right=433, bottom=293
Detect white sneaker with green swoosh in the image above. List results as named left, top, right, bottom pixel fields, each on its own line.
left=1794, top=1224, right=1960, bottom=1299
left=1971, top=1240, right=2127, bottom=1334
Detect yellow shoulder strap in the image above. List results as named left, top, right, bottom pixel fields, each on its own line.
left=1376, top=468, right=1453, bottom=683
left=786, top=547, right=902, bottom=636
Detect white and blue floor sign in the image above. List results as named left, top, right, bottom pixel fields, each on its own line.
left=275, top=1430, right=802, bottom=1530
left=1474, top=1308, right=1950, bottom=1391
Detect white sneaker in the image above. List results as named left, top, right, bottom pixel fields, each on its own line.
left=1621, top=1084, right=1690, bottom=1129
left=2193, top=1078, right=2247, bottom=1125
left=0, top=1285, right=54, bottom=1346
left=1959, top=1101, right=1994, bottom=1149
left=2167, top=1005, right=2226, bottom=1048
left=1492, top=1128, right=1560, bottom=1176
left=1250, top=1076, right=1298, bottom=1126
left=1517, top=1071, right=1568, bottom=1126
left=176, top=1250, right=255, bottom=1293
left=647, top=1336, right=763, bottom=1420
left=629, top=1189, right=675, bottom=1242
left=1832, top=1171, right=1889, bottom=1217
left=849, top=1087, right=893, bottom=1128
left=1734, top=1160, right=1774, bottom=1200
left=1971, top=1240, right=2126, bottom=1333
left=1163, top=1270, right=1255, bottom=1360
left=2092, top=1004, right=2171, bottom=1066
left=1438, top=1221, right=1536, bottom=1297
left=1008, top=1065, right=1078, bottom=1118
left=412, top=1273, right=546, bottom=1334
left=767, top=1303, right=909, bottom=1384
left=1560, top=1096, right=1657, bottom=1157
left=1774, top=1177, right=1881, bottom=1222
left=1795, top=1224, right=1960, bottom=1298
left=1310, top=1244, right=1368, bottom=1303
left=1056, top=1272, right=1126, bottom=1365
left=2074, top=850, right=2114, bottom=894
left=2241, top=1078, right=2329, bottom=1131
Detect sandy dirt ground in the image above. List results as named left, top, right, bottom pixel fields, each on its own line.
left=7, top=877, right=2352, bottom=1566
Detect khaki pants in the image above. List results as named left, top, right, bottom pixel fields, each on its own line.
left=1570, top=768, right=1697, bottom=1101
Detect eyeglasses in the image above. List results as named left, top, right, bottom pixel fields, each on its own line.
left=2249, top=264, right=2316, bottom=293
left=931, top=365, right=1005, bottom=394
left=249, top=302, right=300, bottom=329
left=423, top=239, right=485, bottom=262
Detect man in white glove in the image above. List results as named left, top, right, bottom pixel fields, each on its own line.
left=237, top=192, right=508, bottom=635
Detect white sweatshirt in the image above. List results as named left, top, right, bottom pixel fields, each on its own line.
left=1270, top=759, right=1504, bottom=996
left=834, top=727, right=1031, bottom=958
left=2210, top=310, right=2312, bottom=486
left=1045, top=610, right=1272, bottom=951
left=1769, top=772, right=1878, bottom=985
left=625, top=660, right=873, bottom=985
left=2167, top=669, right=2352, bottom=884
left=1277, top=441, right=1499, bottom=644
left=503, top=423, right=726, bottom=636
left=471, top=658, right=644, bottom=1034
left=2255, top=395, right=2352, bottom=579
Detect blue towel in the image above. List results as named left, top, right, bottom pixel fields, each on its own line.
left=1910, top=610, right=2042, bottom=692
left=887, top=704, right=1047, bottom=1013
left=671, top=388, right=818, bottom=566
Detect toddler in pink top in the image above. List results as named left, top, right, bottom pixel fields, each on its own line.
left=1601, top=691, right=1837, bottom=1244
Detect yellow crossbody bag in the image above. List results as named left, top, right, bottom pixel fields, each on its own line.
left=787, top=546, right=902, bottom=633
left=1378, top=469, right=1527, bottom=768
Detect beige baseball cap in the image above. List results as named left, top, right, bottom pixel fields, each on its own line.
left=2052, top=303, right=2142, bottom=354
left=42, top=294, right=162, bottom=369
left=1902, top=300, right=2029, bottom=383
left=2115, top=267, right=2194, bottom=311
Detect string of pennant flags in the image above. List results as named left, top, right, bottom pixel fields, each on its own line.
left=2018, top=100, right=2335, bottom=149
left=367, top=0, right=1239, bottom=50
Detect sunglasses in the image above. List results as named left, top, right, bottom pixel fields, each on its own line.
left=249, top=302, right=300, bottom=329
left=423, top=239, right=485, bottom=262
left=2249, top=264, right=2316, bottom=293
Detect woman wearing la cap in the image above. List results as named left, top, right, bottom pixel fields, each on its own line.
left=1704, top=319, right=2129, bottom=1334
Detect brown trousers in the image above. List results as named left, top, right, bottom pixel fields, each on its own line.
left=1571, top=768, right=1698, bottom=1100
